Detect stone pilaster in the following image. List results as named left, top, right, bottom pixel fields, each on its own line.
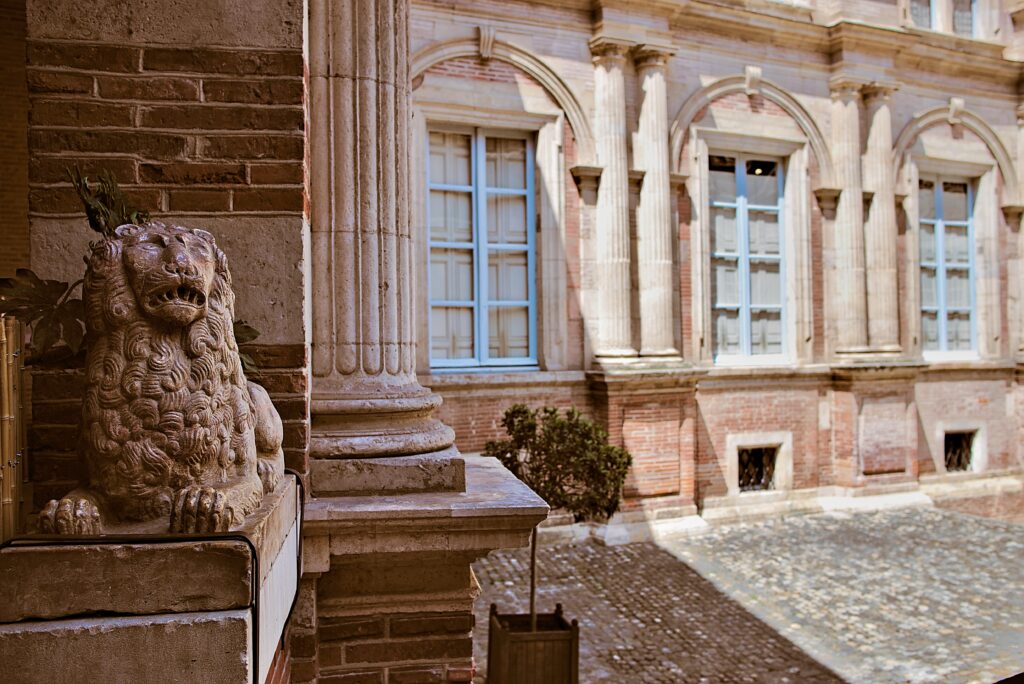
left=862, top=84, right=901, bottom=352
left=308, top=0, right=453, bottom=468
left=590, top=37, right=636, bottom=360
left=830, top=78, right=869, bottom=354
left=633, top=45, right=679, bottom=358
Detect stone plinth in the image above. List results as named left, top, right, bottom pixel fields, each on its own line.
left=0, top=477, right=300, bottom=684
left=291, top=457, right=547, bottom=683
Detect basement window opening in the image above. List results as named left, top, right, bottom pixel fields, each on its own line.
left=944, top=431, right=974, bottom=472
left=738, top=446, right=777, bottom=492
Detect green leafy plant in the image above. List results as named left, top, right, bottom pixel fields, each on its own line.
left=67, top=167, right=150, bottom=237
left=484, top=404, right=632, bottom=522
left=0, top=168, right=260, bottom=368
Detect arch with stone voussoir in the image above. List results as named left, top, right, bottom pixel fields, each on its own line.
left=668, top=74, right=837, bottom=189
left=892, top=104, right=1021, bottom=209
left=410, top=37, right=597, bottom=165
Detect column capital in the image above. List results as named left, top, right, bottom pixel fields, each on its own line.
left=828, top=75, right=869, bottom=100
left=589, top=35, right=634, bottom=63
left=862, top=81, right=900, bottom=106
left=632, top=43, right=675, bottom=70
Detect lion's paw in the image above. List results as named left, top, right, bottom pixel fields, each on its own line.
left=257, top=458, right=282, bottom=494
left=38, top=496, right=102, bottom=535
left=170, top=486, right=229, bottom=533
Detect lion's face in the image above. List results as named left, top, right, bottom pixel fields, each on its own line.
left=118, top=224, right=218, bottom=327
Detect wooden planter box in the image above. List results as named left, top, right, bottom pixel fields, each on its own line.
left=487, top=603, right=579, bottom=684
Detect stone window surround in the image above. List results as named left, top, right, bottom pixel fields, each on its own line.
left=725, top=431, right=794, bottom=497
left=688, top=127, right=814, bottom=366
left=411, top=104, right=570, bottom=375
left=930, top=419, right=989, bottom=474
left=901, top=0, right=985, bottom=38
left=902, top=154, right=1000, bottom=361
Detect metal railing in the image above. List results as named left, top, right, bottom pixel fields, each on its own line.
left=0, top=316, right=25, bottom=543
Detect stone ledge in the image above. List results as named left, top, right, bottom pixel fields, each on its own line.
left=302, top=456, right=547, bottom=562
left=310, top=447, right=466, bottom=497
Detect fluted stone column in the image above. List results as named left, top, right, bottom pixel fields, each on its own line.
left=308, top=0, right=453, bottom=467
left=830, top=79, right=869, bottom=353
left=590, top=37, right=636, bottom=359
left=634, top=45, right=679, bottom=358
left=862, top=85, right=901, bottom=351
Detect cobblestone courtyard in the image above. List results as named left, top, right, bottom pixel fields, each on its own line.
left=473, top=508, right=1024, bottom=683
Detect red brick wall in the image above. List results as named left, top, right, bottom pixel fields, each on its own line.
left=696, top=384, right=823, bottom=500
left=0, top=1, right=29, bottom=276
left=26, top=42, right=303, bottom=216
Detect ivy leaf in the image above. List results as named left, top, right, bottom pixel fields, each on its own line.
left=233, top=320, right=261, bottom=345
left=55, top=300, right=85, bottom=355
left=31, top=310, right=60, bottom=358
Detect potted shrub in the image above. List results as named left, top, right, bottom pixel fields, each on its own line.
left=483, top=404, right=631, bottom=684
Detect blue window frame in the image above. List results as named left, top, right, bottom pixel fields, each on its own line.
left=709, top=155, right=786, bottom=361
left=952, top=0, right=975, bottom=37
left=427, top=128, right=537, bottom=369
left=910, top=0, right=933, bottom=29
left=920, top=177, right=975, bottom=353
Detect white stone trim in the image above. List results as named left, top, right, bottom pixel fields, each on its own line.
left=688, top=128, right=813, bottom=364
left=902, top=153, right=1002, bottom=358
left=725, top=431, right=794, bottom=496
left=930, top=420, right=989, bottom=475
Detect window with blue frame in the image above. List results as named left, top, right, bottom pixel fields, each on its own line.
left=952, top=0, right=975, bottom=37
left=427, top=129, right=537, bottom=368
left=919, top=177, right=975, bottom=353
left=709, top=155, right=785, bottom=361
left=911, top=0, right=933, bottom=29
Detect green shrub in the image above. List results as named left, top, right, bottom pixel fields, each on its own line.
left=484, top=404, right=632, bottom=522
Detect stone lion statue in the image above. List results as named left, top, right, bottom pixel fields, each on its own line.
left=39, top=222, right=284, bottom=534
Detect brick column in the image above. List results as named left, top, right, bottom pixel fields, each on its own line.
left=633, top=45, right=679, bottom=358
left=307, top=0, right=453, bottom=465
left=829, top=78, right=869, bottom=354
left=862, top=84, right=900, bottom=352
left=590, top=37, right=636, bottom=360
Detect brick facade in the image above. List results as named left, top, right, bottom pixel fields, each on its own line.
left=0, top=0, right=29, bottom=277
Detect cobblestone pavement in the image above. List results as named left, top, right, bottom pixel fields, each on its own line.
left=473, top=508, right=1024, bottom=683
left=662, top=508, right=1024, bottom=684
left=473, top=542, right=841, bottom=683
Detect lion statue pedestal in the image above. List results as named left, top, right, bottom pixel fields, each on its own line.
left=0, top=223, right=298, bottom=684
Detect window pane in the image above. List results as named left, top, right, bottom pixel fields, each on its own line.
left=711, top=207, right=738, bottom=254
left=749, top=211, right=780, bottom=256
left=750, top=312, right=782, bottom=355
left=712, top=258, right=740, bottom=307
left=430, top=248, right=473, bottom=301
left=487, top=195, right=528, bottom=244
left=430, top=190, right=472, bottom=242
left=920, top=267, right=937, bottom=309
left=919, top=179, right=936, bottom=219
left=944, top=225, right=969, bottom=264
left=488, top=251, right=528, bottom=302
left=945, top=268, right=971, bottom=309
left=488, top=307, right=529, bottom=358
left=429, top=132, right=471, bottom=186
left=486, top=138, right=527, bottom=189
left=953, top=0, right=974, bottom=37
left=947, top=313, right=972, bottom=351
left=713, top=310, right=741, bottom=355
left=431, top=307, right=473, bottom=359
left=709, top=155, right=736, bottom=203
left=921, top=312, right=939, bottom=351
left=919, top=223, right=936, bottom=263
left=911, top=0, right=932, bottom=28
left=943, top=182, right=969, bottom=221
left=746, top=160, right=778, bottom=206
left=750, top=263, right=781, bottom=307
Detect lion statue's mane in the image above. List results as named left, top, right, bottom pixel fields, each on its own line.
left=40, top=222, right=282, bottom=534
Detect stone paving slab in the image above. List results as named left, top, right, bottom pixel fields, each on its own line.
left=662, top=508, right=1024, bottom=684
left=474, top=508, right=1024, bottom=683
left=473, top=542, right=841, bottom=683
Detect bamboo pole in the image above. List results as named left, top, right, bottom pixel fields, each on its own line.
left=0, top=316, right=12, bottom=542
left=8, top=317, right=23, bottom=537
